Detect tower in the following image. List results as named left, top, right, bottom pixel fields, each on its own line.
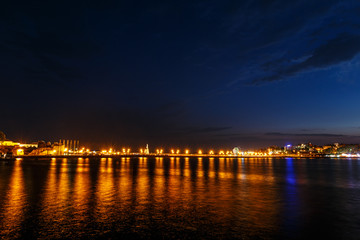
left=144, top=144, right=149, bottom=154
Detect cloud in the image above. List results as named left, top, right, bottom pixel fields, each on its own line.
left=299, top=128, right=327, bottom=132
left=178, top=126, right=232, bottom=134
left=253, top=33, right=360, bottom=84
left=265, top=132, right=353, bottom=138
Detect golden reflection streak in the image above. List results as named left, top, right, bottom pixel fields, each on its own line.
left=209, top=157, right=215, bottom=178
left=184, top=157, right=190, bottom=178
left=175, top=157, right=180, bottom=176
left=118, top=157, right=132, bottom=204
left=72, top=157, right=91, bottom=230
left=197, top=157, right=203, bottom=178
left=0, top=160, right=26, bottom=238
left=95, top=158, right=115, bottom=222
left=154, top=157, right=164, bottom=201
left=181, top=157, right=192, bottom=203
left=38, top=158, right=71, bottom=239
left=136, top=157, right=149, bottom=208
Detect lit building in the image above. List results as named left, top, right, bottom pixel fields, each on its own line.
left=0, top=140, right=20, bottom=147
left=233, top=147, right=240, bottom=156
left=144, top=144, right=150, bottom=154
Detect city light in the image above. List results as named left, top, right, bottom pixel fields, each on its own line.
left=16, top=149, right=24, bottom=156
left=2, top=136, right=359, bottom=158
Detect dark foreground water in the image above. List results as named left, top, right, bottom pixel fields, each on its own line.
left=0, top=157, right=360, bottom=239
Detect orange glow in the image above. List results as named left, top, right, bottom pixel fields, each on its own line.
left=16, top=149, right=24, bottom=156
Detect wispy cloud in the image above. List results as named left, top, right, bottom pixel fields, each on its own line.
left=253, top=33, right=360, bottom=84
left=178, top=126, right=232, bottom=134
left=265, top=132, right=358, bottom=138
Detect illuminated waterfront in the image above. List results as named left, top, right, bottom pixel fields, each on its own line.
left=0, top=157, right=360, bottom=239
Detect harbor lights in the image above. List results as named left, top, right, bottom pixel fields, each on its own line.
left=79, top=147, right=85, bottom=154
left=185, top=149, right=189, bottom=154
left=156, top=149, right=164, bottom=154
left=171, top=149, right=175, bottom=154
left=16, top=149, right=24, bottom=156
left=209, top=150, right=214, bottom=155
left=176, top=149, right=180, bottom=154
left=198, top=150, right=203, bottom=155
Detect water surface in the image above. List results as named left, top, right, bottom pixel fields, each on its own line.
left=0, top=157, right=359, bottom=239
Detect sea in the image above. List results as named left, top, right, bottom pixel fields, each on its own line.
left=0, top=157, right=359, bottom=239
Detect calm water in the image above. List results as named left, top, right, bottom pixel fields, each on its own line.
left=0, top=157, right=359, bottom=239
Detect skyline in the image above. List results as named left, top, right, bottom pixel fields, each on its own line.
left=2, top=0, right=360, bottom=148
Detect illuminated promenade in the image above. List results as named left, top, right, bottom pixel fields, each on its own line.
left=17, top=152, right=323, bottom=159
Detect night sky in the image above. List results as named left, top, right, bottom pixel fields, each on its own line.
left=2, top=0, right=360, bottom=150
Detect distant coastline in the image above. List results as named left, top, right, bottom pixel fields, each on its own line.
left=2, top=153, right=359, bottom=161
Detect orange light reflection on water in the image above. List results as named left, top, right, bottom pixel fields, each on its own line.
left=0, top=157, right=284, bottom=238
left=0, top=160, right=26, bottom=239
left=95, top=158, right=116, bottom=223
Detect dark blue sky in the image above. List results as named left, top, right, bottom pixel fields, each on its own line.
left=1, top=0, right=360, bottom=149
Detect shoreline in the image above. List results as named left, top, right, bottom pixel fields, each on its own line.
left=2, top=154, right=360, bottom=161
